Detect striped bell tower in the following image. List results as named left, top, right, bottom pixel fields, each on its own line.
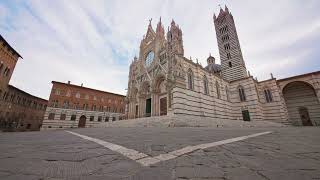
left=214, top=6, right=247, bottom=81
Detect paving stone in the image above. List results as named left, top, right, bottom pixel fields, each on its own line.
left=0, top=127, right=319, bottom=179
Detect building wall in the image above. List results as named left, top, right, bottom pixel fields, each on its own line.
left=41, top=107, right=123, bottom=130
left=0, top=38, right=19, bottom=92
left=0, top=85, right=47, bottom=131
left=41, top=81, right=126, bottom=130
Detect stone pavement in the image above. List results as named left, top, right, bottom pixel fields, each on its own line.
left=0, top=127, right=319, bottom=180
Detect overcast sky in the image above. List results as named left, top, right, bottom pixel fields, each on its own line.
left=1, top=0, right=319, bottom=99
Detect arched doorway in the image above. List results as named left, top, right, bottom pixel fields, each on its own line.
left=78, top=115, right=86, bottom=128
left=283, top=81, right=320, bottom=126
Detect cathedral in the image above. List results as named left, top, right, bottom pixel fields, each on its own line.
left=126, top=6, right=320, bottom=126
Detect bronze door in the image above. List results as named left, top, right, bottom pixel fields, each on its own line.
left=78, top=115, right=86, bottom=128
left=299, top=107, right=313, bottom=126
left=160, top=97, right=167, bottom=116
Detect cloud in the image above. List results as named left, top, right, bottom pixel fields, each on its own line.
left=1, top=0, right=319, bottom=99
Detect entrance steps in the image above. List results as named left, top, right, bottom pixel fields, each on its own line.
left=94, top=115, right=289, bottom=128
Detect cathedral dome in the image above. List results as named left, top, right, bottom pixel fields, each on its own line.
left=205, top=63, right=221, bottom=74
left=207, top=55, right=215, bottom=64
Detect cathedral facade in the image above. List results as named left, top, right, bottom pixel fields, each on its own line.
left=126, top=6, right=320, bottom=126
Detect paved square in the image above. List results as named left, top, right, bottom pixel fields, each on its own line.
left=0, top=127, right=319, bottom=179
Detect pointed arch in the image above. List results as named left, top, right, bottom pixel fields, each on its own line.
left=238, top=85, right=246, bottom=102
left=263, top=88, right=273, bottom=103
left=187, top=69, right=194, bottom=90
left=225, top=85, right=230, bottom=101
left=216, top=81, right=221, bottom=99
left=203, top=75, right=209, bottom=95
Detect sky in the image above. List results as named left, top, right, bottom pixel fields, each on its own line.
left=1, top=0, right=320, bottom=99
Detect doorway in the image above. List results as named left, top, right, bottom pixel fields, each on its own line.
left=78, top=115, right=86, bottom=128
left=242, top=110, right=251, bottom=121
left=145, top=98, right=151, bottom=117
left=299, top=107, right=313, bottom=126
left=160, top=97, right=167, bottom=116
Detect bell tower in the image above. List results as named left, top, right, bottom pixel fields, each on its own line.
left=214, top=6, right=247, bottom=81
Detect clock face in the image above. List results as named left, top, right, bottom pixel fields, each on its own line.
left=145, top=51, right=155, bottom=67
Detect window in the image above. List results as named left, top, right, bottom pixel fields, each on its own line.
left=71, top=115, right=76, bottom=121
left=227, top=53, right=232, bottom=60
left=52, top=100, right=59, bottom=108
left=238, top=86, right=246, bottom=102
left=226, top=86, right=230, bottom=101
left=203, top=76, right=209, bottom=95
left=85, top=94, right=89, bottom=100
left=0, top=63, right=3, bottom=75
left=83, top=104, right=88, bottom=110
left=98, top=116, right=102, bottom=122
left=63, top=101, right=69, bottom=108
left=55, top=89, right=60, bottom=95
left=145, top=51, right=155, bottom=67
left=60, top=114, right=66, bottom=120
left=92, top=105, right=97, bottom=111
left=75, top=92, right=80, bottom=98
left=112, top=117, right=116, bottom=121
left=3, top=67, right=10, bottom=76
left=224, top=43, right=231, bottom=51
left=264, top=89, right=273, bottom=103
left=216, top=82, right=221, bottom=99
left=48, top=113, right=55, bottom=120
left=228, top=61, right=232, bottom=67
left=187, top=69, right=194, bottom=90
left=66, top=90, right=71, bottom=97
left=105, top=116, right=109, bottom=122
left=90, top=116, right=94, bottom=121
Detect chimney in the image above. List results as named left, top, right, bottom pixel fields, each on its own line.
left=81, top=83, right=83, bottom=87
left=67, top=81, right=71, bottom=84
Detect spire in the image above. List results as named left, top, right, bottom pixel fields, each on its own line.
left=144, top=18, right=155, bottom=40
left=171, top=19, right=175, bottom=26
left=225, top=5, right=229, bottom=13
left=156, top=16, right=164, bottom=36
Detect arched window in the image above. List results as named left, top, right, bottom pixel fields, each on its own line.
left=187, top=69, right=194, bottom=90
left=238, top=86, right=246, bottom=102
left=228, top=61, right=232, bottom=67
left=216, top=81, right=221, bottom=99
left=203, top=76, right=209, bottom=95
left=264, top=89, right=273, bottom=103
left=226, top=86, right=230, bottom=101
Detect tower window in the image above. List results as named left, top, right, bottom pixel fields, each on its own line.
left=227, top=53, right=232, bottom=60
left=228, top=61, right=232, bottom=67
left=224, top=43, right=231, bottom=50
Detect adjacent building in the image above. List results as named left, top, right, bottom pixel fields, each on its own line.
left=41, top=81, right=126, bottom=130
left=0, top=34, right=48, bottom=131
left=126, top=6, right=320, bottom=126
